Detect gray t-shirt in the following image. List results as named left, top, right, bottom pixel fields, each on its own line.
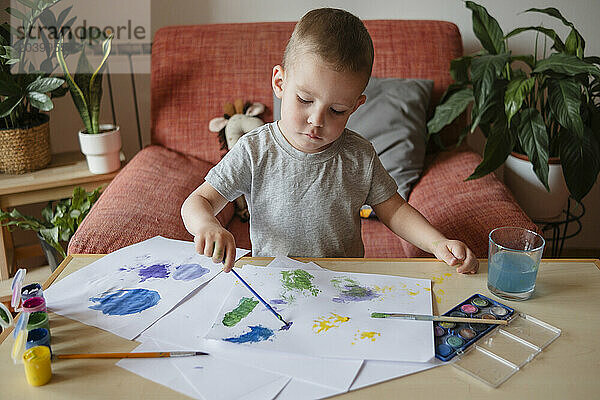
left=204, top=122, right=397, bottom=258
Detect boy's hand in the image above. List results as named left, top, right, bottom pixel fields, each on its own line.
left=432, top=240, right=479, bottom=274
left=193, top=222, right=237, bottom=272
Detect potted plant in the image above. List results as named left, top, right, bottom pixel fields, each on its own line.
left=0, top=186, right=101, bottom=271
left=427, top=1, right=600, bottom=219
left=56, top=32, right=121, bottom=174
left=0, top=1, right=67, bottom=174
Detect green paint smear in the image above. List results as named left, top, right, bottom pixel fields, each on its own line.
left=371, top=312, right=388, bottom=318
left=222, top=297, right=259, bottom=327
left=281, top=269, right=320, bottom=297
left=331, top=276, right=359, bottom=290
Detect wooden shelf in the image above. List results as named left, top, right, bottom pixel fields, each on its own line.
left=0, top=151, right=122, bottom=280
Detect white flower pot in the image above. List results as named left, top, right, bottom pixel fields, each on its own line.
left=78, top=125, right=122, bottom=174
left=504, top=152, right=569, bottom=220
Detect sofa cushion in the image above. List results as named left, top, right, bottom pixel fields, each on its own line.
left=150, top=21, right=464, bottom=164
left=68, top=145, right=235, bottom=255
left=401, top=148, right=538, bottom=258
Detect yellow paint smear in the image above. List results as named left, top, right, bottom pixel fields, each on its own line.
left=312, top=313, right=350, bottom=333
left=374, top=285, right=394, bottom=293
left=407, top=289, right=419, bottom=296
left=360, top=331, right=380, bottom=341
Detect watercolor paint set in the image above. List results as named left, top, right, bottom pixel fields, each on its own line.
left=435, top=294, right=561, bottom=387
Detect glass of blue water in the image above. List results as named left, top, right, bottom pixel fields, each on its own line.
left=487, top=227, right=545, bottom=301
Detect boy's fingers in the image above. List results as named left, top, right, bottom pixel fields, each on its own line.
left=212, top=242, right=224, bottom=264
left=203, top=240, right=215, bottom=258
left=225, top=245, right=236, bottom=272
left=437, top=245, right=459, bottom=266
left=194, top=236, right=205, bottom=255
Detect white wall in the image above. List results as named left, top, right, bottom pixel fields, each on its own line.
left=46, top=0, right=600, bottom=254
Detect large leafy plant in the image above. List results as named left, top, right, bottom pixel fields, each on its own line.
left=427, top=1, right=600, bottom=202
left=56, top=32, right=113, bottom=134
left=0, top=186, right=101, bottom=257
left=0, top=0, right=68, bottom=129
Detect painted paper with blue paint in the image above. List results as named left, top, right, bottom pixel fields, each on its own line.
left=223, top=325, right=275, bottom=343
left=89, top=288, right=161, bottom=315
left=172, top=263, right=210, bottom=281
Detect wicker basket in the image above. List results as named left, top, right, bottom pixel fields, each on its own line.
left=0, top=115, right=51, bottom=174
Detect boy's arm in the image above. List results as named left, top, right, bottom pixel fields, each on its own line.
left=372, top=193, right=478, bottom=274
left=181, top=182, right=237, bottom=271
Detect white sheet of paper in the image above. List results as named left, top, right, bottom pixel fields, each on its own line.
left=45, top=236, right=249, bottom=339
left=205, top=266, right=434, bottom=362
left=116, top=340, right=202, bottom=399
left=142, top=271, right=363, bottom=391
left=119, top=338, right=290, bottom=400
left=266, top=257, right=444, bottom=394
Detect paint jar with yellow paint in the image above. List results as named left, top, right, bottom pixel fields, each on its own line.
left=22, top=345, right=52, bottom=386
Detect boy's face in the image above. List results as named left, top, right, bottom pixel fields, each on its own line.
left=272, top=55, right=367, bottom=154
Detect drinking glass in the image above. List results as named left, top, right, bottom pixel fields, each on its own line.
left=487, top=227, right=545, bottom=301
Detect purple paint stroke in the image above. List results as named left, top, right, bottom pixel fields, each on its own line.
left=269, top=299, right=287, bottom=305
left=172, top=263, right=210, bottom=281
left=138, top=263, right=170, bottom=282
left=333, top=284, right=380, bottom=303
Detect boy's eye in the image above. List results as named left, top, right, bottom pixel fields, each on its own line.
left=297, top=95, right=311, bottom=104
left=330, top=108, right=345, bottom=115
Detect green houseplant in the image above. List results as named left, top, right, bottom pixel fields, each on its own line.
left=428, top=1, right=600, bottom=208
left=56, top=32, right=121, bottom=174
left=0, top=1, right=67, bottom=173
left=0, top=186, right=101, bottom=269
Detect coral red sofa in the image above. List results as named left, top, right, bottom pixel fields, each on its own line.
left=68, top=20, right=536, bottom=258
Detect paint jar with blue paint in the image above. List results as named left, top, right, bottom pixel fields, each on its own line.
left=21, top=283, right=44, bottom=302
left=27, top=312, right=50, bottom=338
left=26, top=328, right=51, bottom=354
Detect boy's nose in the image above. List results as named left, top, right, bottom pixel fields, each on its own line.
left=307, top=109, right=325, bottom=127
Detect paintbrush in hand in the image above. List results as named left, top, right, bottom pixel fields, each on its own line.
left=228, top=266, right=291, bottom=329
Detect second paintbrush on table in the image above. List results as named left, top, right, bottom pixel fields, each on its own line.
left=371, top=312, right=508, bottom=325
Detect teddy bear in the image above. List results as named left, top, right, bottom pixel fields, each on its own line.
left=209, top=99, right=266, bottom=222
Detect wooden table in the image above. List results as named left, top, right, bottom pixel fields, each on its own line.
left=0, top=152, right=120, bottom=280
left=1, top=256, right=599, bottom=399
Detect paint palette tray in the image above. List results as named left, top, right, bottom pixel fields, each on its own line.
left=435, top=294, right=515, bottom=362
left=435, top=294, right=561, bottom=387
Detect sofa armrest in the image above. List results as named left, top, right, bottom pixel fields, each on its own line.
left=68, top=145, right=235, bottom=255
left=403, top=147, right=537, bottom=258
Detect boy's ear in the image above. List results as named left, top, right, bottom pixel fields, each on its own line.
left=272, top=65, right=285, bottom=99
left=351, top=94, right=367, bottom=114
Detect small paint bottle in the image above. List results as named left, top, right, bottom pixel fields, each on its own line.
left=27, top=311, right=50, bottom=338
left=26, top=328, right=51, bottom=354
left=22, top=296, right=46, bottom=313
left=22, top=346, right=52, bottom=386
left=21, top=283, right=44, bottom=302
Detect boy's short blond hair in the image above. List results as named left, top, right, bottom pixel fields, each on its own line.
left=283, top=8, right=374, bottom=80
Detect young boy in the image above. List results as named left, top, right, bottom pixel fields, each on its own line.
left=182, top=8, right=479, bottom=274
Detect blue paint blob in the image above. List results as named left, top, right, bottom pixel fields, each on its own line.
left=138, top=263, right=170, bottom=282
left=89, top=288, right=161, bottom=315
left=223, top=325, right=274, bottom=343
left=172, top=263, right=210, bottom=281
left=269, top=299, right=287, bottom=305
